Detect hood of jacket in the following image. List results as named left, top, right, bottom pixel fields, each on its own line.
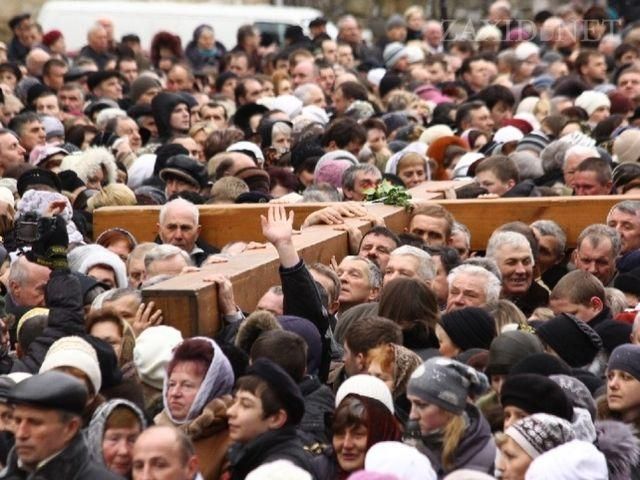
left=152, top=92, right=189, bottom=140
left=86, top=398, right=147, bottom=465
left=161, top=336, right=234, bottom=425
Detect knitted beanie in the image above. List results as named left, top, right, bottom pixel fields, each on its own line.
left=534, top=314, right=603, bottom=367
left=608, top=343, right=640, bottom=381
left=407, top=357, right=489, bottom=414
left=336, top=374, right=394, bottom=414
left=500, top=374, right=574, bottom=422
left=575, top=90, right=611, bottom=116
left=383, top=42, right=408, bottom=69
left=439, top=307, right=497, bottom=351
left=613, top=129, right=640, bottom=164
left=40, top=336, right=102, bottom=393
left=549, top=374, right=596, bottom=419
left=485, top=331, right=544, bottom=376
left=514, top=41, right=540, bottom=61
left=505, top=413, right=575, bottom=459
left=133, top=325, right=183, bottom=390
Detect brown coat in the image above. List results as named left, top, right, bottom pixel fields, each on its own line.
left=155, top=395, right=233, bottom=480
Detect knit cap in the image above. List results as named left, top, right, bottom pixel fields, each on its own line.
left=500, top=374, right=574, bottom=422
left=133, top=325, right=183, bottom=390
left=385, top=14, right=406, bottom=30
left=419, top=125, right=454, bottom=146
left=485, top=331, right=544, bottom=376
left=613, top=129, right=640, bottom=164
left=40, top=335, right=102, bottom=393
left=524, top=440, right=608, bottom=480
left=505, top=413, right=575, bottom=459
left=439, top=307, right=497, bottom=351
left=534, top=314, right=603, bottom=367
left=383, top=42, right=408, bottom=69
left=514, top=41, right=540, bottom=61
left=607, top=343, right=640, bottom=381
left=336, top=374, right=394, bottom=414
left=575, top=90, right=611, bottom=116
left=549, top=374, right=596, bottom=419
left=365, top=441, right=437, bottom=480
left=407, top=357, right=489, bottom=414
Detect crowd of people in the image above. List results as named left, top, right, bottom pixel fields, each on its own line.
left=0, top=0, right=638, bottom=479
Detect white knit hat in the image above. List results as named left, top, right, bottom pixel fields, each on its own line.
left=133, top=326, right=183, bottom=390
left=475, top=24, right=502, bottom=42
left=494, top=125, right=524, bottom=143
left=419, top=124, right=454, bottom=146
left=367, top=68, right=387, bottom=87
left=335, top=374, right=394, bottom=414
left=525, top=440, right=608, bottom=480
left=365, top=441, right=437, bottom=480
left=40, top=336, right=102, bottom=393
left=0, top=187, right=14, bottom=208
left=514, top=41, right=540, bottom=61
left=575, top=90, right=611, bottom=116
left=383, top=42, right=408, bottom=69
left=246, top=460, right=312, bottom=480
left=613, top=129, right=640, bottom=164
left=271, top=94, right=303, bottom=119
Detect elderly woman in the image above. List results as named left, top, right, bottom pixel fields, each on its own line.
left=96, top=228, right=138, bottom=263
left=87, top=399, right=146, bottom=479
left=315, top=376, right=402, bottom=480
left=385, top=147, right=429, bottom=188
left=406, top=357, right=495, bottom=476
left=185, top=24, right=226, bottom=72
left=154, top=337, right=234, bottom=480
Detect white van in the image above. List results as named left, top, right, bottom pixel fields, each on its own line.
left=37, top=1, right=333, bottom=52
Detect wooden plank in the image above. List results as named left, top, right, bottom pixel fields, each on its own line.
left=92, top=181, right=458, bottom=246
left=436, top=195, right=640, bottom=250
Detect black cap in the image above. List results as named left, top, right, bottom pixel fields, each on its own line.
left=159, top=154, right=209, bottom=189
left=235, top=191, right=272, bottom=203
left=7, top=371, right=87, bottom=415
left=58, top=170, right=86, bottom=193
left=8, top=14, right=30, bottom=30
left=245, top=358, right=304, bottom=425
left=83, top=98, right=119, bottom=118
left=0, top=63, right=22, bottom=82
left=309, top=16, right=327, bottom=28
left=26, top=83, right=53, bottom=109
left=64, top=66, right=92, bottom=83
left=87, top=70, right=123, bottom=91
left=232, top=103, right=269, bottom=136
left=17, top=168, right=62, bottom=197
left=439, top=307, right=497, bottom=351
left=153, top=143, right=189, bottom=176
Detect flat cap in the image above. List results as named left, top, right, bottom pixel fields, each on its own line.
left=7, top=371, right=87, bottom=415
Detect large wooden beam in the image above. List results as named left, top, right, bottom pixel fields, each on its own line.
left=436, top=195, right=640, bottom=250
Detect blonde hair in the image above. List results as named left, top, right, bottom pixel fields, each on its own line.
left=442, top=413, right=466, bottom=471
left=87, top=184, right=136, bottom=212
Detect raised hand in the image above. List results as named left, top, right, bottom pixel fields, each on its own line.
left=261, top=205, right=294, bottom=247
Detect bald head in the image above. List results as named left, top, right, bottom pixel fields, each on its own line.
left=132, top=426, right=198, bottom=480
left=87, top=24, right=108, bottom=52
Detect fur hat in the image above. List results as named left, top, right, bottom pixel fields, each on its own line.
left=500, top=373, right=574, bottom=422
left=235, top=311, right=282, bottom=353
left=39, top=336, right=102, bottom=393
left=59, top=147, right=117, bottom=185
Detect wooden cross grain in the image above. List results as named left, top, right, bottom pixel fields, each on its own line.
left=93, top=185, right=638, bottom=337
